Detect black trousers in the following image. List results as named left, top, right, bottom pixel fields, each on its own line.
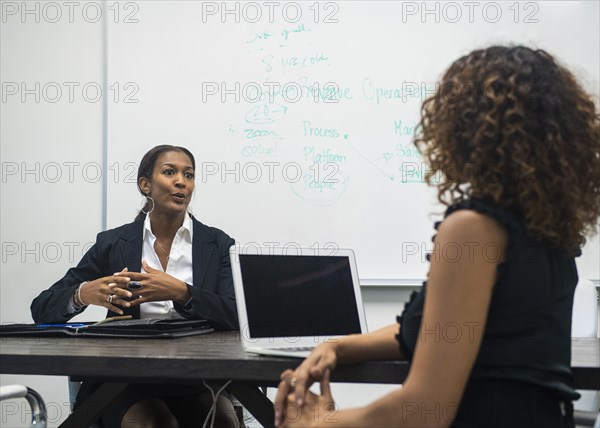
left=452, top=379, right=575, bottom=428
left=76, top=381, right=237, bottom=428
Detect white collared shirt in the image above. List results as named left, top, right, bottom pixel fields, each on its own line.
left=140, top=213, right=194, bottom=319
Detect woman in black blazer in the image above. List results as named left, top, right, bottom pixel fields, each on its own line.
left=31, top=145, right=240, bottom=428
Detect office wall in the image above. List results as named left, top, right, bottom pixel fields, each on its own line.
left=1, top=5, right=104, bottom=426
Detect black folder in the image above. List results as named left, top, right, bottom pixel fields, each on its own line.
left=0, top=319, right=214, bottom=339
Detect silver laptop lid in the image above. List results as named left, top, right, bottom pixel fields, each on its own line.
left=230, top=246, right=368, bottom=350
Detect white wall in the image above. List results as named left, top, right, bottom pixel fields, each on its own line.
left=1, top=4, right=104, bottom=426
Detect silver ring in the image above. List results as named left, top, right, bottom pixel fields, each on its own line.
left=290, top=377, right=297, bottom=389
left=107, top=294, right=114, bottom=303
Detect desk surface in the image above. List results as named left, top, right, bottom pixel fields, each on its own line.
left=1, top=333, right=599, bottom=389
left=0, top=332, right=405, bottom=386
left=2, top=333, right=599, bottom=428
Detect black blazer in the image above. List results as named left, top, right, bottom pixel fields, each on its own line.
left=30, top=215, right=239, bottom=330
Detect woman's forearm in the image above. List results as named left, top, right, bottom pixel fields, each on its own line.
left=336, top=323, right=403, bottom=365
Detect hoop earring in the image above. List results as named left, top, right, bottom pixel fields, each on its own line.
left=141, top=195, right=155, bottom=215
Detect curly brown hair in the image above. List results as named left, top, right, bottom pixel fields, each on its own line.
left=414, top=45, right=600, bottom=256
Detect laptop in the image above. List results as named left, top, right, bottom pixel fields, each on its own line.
left=230, top=246, right=368, bottom=358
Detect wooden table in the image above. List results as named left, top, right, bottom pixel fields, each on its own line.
left=1, top=333, right=598, bottom=427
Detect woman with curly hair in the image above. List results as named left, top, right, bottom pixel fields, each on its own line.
left=274, top=45, right=600, bottom=428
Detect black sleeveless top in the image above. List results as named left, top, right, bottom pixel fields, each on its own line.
left=396, top=199, right=580, bottom=401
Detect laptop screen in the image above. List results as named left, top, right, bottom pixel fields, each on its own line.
left=239, top=254, right=362, bottom=339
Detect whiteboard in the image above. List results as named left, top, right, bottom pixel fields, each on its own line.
left=106, top=1, right=599, bottom=282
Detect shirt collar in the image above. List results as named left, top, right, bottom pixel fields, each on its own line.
left=143, top=213, right=193, bottom=242
left=181, top=213, right=193, bottom=241
left=143, top=214, right=153, bottom=241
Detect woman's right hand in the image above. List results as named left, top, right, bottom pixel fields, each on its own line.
left=274, top=341, right=339, bottom=427
left=78, top=267, right=133, bottom=314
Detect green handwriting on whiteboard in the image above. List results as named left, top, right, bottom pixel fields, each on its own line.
left=241, top=143, right=277, bottom=157
left=244, top=128, right=279, bottom=139
left=362, top=77, right=436, bottom=104
left=304, top=146, right=347, bottom=163
left=394, top=120, right=418, bottom=137
left=281, top=24, right=311, bottom=40
left=303, top=121, right=341, bottom=138
left=245, top=103, right=288, bottom=124
left=291, top=171, right=350, bottom=207
left=262, top=52, right=330, bottom=72
left=246, top=24, right=311, bottom=44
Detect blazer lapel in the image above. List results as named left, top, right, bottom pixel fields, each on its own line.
left=116, top=219, right=144, bottom=318
left=192, top=217, right=216, bottom=289
left=118, top=220, right=144, bottom=273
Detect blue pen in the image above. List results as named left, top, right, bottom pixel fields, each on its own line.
left=37, top=323, right=88, bottom=328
